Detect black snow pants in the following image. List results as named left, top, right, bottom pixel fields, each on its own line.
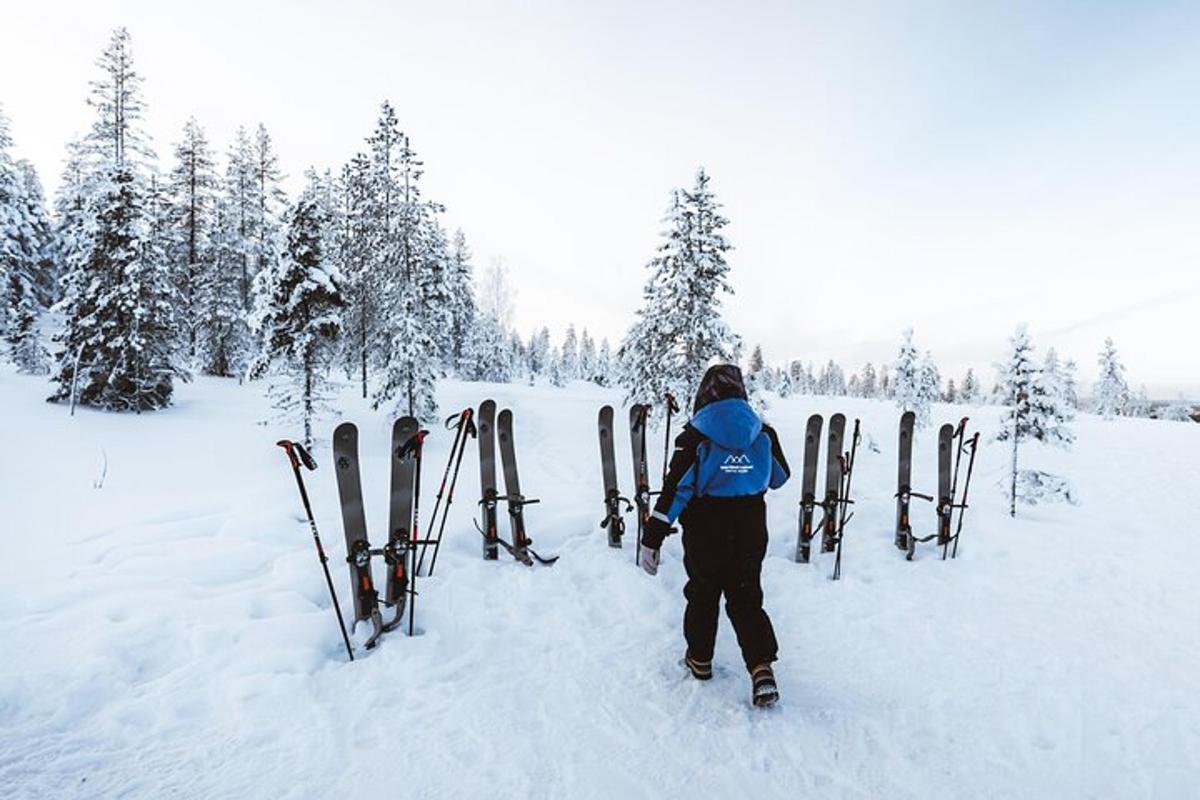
left=679, top=494, right=778, bottom=670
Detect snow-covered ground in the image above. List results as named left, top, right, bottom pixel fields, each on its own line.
left=1, top=368, right=1197, bottom=799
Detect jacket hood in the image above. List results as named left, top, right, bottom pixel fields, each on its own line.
left=690, top=397, right=762, bottom=451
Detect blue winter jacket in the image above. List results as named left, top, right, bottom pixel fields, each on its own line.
left=650, top=398, right=790, bottom=529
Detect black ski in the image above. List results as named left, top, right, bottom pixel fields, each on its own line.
left=795, top=414, right=823, bottom=563
left=630, top=403, right=652, bottom=559
left=598, top=405, right=629, bottom=548
left=935, top=422, right=954, bottom=550
left=497, top=408, right=557, bottom=566
left=332, top=421, right=384, bottom=649
left=894, top=411, right=916, bottom=552
left=820, top=413, right=846, bottom=554
left=383, top=416, right=420, bottom=631
left=477, top=399, right=499, bottom=560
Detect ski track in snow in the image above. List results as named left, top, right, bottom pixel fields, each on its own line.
left=1, top=369, right=1198, bottom=798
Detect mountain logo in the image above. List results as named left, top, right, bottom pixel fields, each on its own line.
left=720, top=453, right=753, bottom=474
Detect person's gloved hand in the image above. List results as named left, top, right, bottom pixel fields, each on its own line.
left=643, top=515, right=672, bottom=549
left=638, top=544, right=660, bottom=576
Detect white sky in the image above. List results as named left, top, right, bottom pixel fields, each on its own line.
left=3, top=0, right=1198, bottom=397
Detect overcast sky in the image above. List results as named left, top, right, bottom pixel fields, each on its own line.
left=3, top=1, right=1198, bottom=396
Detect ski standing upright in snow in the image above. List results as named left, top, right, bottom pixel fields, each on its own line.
left=629, top=403, right=652, bottom=562
left=820, top=413, right=846, bottom=554
left=598, top=405, right=630, bottom=548
left=477, top=399, right=500, bottom=561
left=384, top=416, right=421, bottom=631
left=332, top=421, right=385, bottom=650
left=795, top=413, right=823, bottom=563
left=497, top=408, right=557, bottom=565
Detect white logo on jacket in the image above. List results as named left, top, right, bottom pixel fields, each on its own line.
left=720, top=453, right=753, bottom=474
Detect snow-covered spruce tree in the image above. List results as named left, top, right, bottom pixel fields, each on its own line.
left=960, top=368, right=982, bottom=405
left=579, top=328, right=597, bottom=383
left=251, top=175, right=344, bottom=448
left=879, top=364, right=891, bottom=400
left=619, top=168, right=739, bottom=409
left=994, top=325, right=1075, bottom=516
left=919, top=350, right=942, bottom=407
left=366, top=102, right=446, bottom=421
left=560, top=324, right=579, bottom=380
left=1094, top=337, right=1128, bottom=419
left=51, top=169, right=184, bottom=410
left=892, top=328, right=930, bottom=427
left=859, top=363, right=878, bottom=399
left=446, top=228, right=476, bottom=373
left=594, top=338, right=613, bottom=386
left=1, top=108, right=54, bottom=342
left=944, top=378, right=957, bottom=403
left=332, top=152, right=377, bottom=395
left=4, top=270, right=47, bottom=373
left=461, top=313, right=514, bottom=382
left=196, top=191, right=254, bottom=377
left=1126, top=386, right=1151, bottom=418
left=49, top=28, right=186, bottom=411
left=526, top=326, right=551, bottom=379
left=168, top=117, right=218, bottom=357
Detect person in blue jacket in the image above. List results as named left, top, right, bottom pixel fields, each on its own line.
left=640, top=364, right=790, bottom=707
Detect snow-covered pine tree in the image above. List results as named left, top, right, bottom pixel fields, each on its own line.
left=1126, top=386, right=1151, bottom=418
left=595, top=338, right=613, bottom=386
left=879, top=364, right=891, bottom=399
left=994, top=325, right=1075, bottom=516
left=49, top=28, right=186, bottom=411
left=618, top=168, right=739, bottom=408
left=196, top=187, right=253, bottom=377
left=560, top=324, right=579, bottom=380
left=332, top=152, right=377, bottom=396
left=960, top=368, right=982, bottom=405
left=579, top=328, right=597, bottom=382
left=526, top=326, right=551, bottom=379
left=250, top=124, right=286, bottom=286
left=4, top=270, right=47, bottom=373
left=366, top=102, right=445, bottom=420
left=892, top=328, right=930, bottom=427
left=446, top=228, right=476, bottom=373
left=748, top=345, right=765, bottom=376
left=860, top=363, right=878, bottom=399
left=251, top=173, right=344, bottom=447
left=847, top=374, right=861, bottom=397
left=919, top=351, right=942, bottom=407
left=167, top=117, right=218, bottom=357
left=1094, top=337, right=1128, bottom=419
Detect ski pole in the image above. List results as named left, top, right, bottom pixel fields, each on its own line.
left=425, top=411, right=477, bottom=577
left=832, top=419, right=860, bottom=581
left=416, top=410, right=470, bottom=574
left=950, top=432, right=980, bottom=559
left=276, top=439, right=355, bottom=662
left=662, top=392, right=679, bottom=485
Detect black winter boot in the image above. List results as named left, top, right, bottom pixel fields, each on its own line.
left=683, top=652, right=713, bottom=681
left=750, top=663, right=778, bottom=707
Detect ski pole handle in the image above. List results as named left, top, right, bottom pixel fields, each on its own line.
left=276, top=440, right=317, bottom=471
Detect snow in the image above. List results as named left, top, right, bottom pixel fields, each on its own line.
left=1, top=368, right=1198, bottom=798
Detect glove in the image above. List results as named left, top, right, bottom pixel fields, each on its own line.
left=642, top=514, right=672, bottom=550
left=638, top=544, right=660, bottom=576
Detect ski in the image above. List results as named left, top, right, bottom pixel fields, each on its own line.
left=820, top=413, right=846, bottom=554
left=477, top=399, right=499, bottom=560
left=497, top=408, right=557, bottom=566
left=895, top=411, right=916, bottom=552
left=332, top=421, right=384, bottom=650
left=935, top=422, right=955, bottom=550
left=795, top=414, right=823, bottom=563
left=598, top=405, right=629, bottom=548
left=630, top=403, right=652, bottom=560
left=383, top=416, right=420, bottom=631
